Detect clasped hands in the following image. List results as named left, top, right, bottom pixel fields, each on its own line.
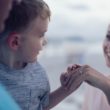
left=60, top=64, right=96, bottom=93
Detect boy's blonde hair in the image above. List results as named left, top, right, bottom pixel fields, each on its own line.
left=0, top=0, right=51, bottom=39
left=0, top=0, right=51, bottom=64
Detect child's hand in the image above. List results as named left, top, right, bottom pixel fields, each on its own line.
left=60, top=64, right=80, bottom=87
left=60, top=64, right=80, bottom=86
left=60, top=64, right=85, bottom=93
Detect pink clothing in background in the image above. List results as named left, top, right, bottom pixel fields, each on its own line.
left=82, top=83, right=110, bottom=110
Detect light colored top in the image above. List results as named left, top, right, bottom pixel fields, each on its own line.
left=0, top=61, right=50, bottom=110
left=82, top=83, right=110, bottom=110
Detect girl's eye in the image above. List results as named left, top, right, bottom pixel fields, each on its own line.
left=106, top=34, right=110, bottom=40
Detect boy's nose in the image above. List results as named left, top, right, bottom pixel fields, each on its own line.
left=43, top=38, right=47, bottom=46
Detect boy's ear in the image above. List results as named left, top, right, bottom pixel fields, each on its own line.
left=7, top=32, right=21, bottom=50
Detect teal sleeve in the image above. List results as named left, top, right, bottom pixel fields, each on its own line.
left=0, top=84, right=21, bottom=110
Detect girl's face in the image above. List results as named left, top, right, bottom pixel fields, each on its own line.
left=103, top=25, right=110, bottom=67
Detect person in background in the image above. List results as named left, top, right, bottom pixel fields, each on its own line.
left=0, top=0, right=21, bottom=33
left=0, top=0, right=22, bottom=110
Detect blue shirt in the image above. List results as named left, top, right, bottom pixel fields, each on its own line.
left=0, top=61, right=50, bottom=110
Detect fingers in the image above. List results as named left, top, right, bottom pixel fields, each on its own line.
left=60, top=64, right=93, bottom=93
left=67, top=65, right=74, bottom=72
left=67, top=64, right=81, bottom=72
left=68, top=72, right=85, bottom=92
left=60, top=72, right=70, bottom=86
left=61, top=64, right=86, bottom=91
left=72, top=74, right=84, bottom=89
left=78, top=66, right=85, bottom=75
left=65, top=68, right=84, bottom=90
left=65, top=72, right=80, bottom=89
left=65, top=68, right=79, bottom=87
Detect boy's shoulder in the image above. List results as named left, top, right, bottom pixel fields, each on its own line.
left=31, top=61, right=46, bottom=74
left=32, top=61, right=45, bottom=70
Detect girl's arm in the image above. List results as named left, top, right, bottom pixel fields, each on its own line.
left=83, top=65, right=110, bottom=104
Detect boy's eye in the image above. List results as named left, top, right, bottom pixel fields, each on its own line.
left=39, top=35, right=43, bottom=38
left=39, top=34, right=45, bottom=38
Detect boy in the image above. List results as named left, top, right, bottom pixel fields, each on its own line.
left=0, top=0, right=83, bottom=110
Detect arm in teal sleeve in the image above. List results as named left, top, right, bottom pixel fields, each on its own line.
left=0, top=84, right=21, bottom=110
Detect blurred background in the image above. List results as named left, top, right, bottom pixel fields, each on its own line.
left=38, top=0, right=110, bottom=110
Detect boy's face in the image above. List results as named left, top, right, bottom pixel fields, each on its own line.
left=103, top=25, right=110, bottom=67
left=18, top=17, right=49, bottom=63
left=0, top=0, right=21, bottom=32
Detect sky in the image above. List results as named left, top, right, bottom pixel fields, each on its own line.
left=44, top=0, right=110, bottom=42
